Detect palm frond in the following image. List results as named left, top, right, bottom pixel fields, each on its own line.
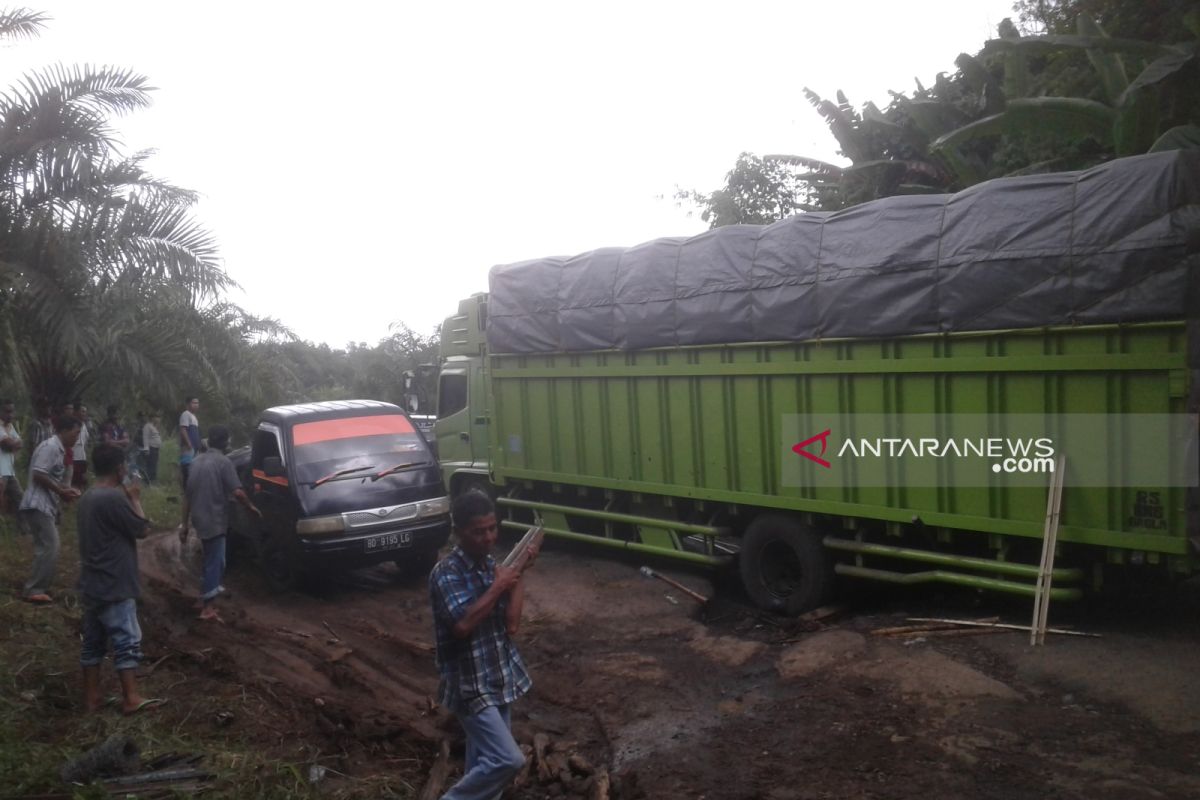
left=6, top=64, right=154, bottom=120
left=0, top=8, right=48, bottom=41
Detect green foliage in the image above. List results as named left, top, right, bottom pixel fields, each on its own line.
left=933, top=97, right=1117, bottom=151
left=1014, top=0, right=1199, bottom=42
left=0, top=10, right=439, bottom=441
left=0, top=15, right=239, bottom=414
left=1149, top=123, right=1200, bottom=151
left=684, top=0, right=1199, bottom=227
left=947, top=14, right=1198, bottom=161
left=675, top=152, right=810, bottom=228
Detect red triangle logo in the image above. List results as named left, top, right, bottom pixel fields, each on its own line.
left=792, top=429, right=832, bottom=468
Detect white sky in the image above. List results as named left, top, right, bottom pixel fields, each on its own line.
left=10, top=1, right=1017, bottom=347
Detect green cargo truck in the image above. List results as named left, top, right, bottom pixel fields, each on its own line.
left=436, top=152, right=1199, bottom=614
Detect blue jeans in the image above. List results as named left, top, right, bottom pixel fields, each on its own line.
left=443, top=704, right=525, bottom=800
left=80, top=598, right=143, bottom=671
left=201, top=535, right=226, bottom=601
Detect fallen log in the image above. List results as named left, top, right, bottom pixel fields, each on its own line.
left=533, top=732, right=551, bottom=781
left=568, top=752, right=594, bottom=776
left=416, top=739, right=452, bottom=800
left=591, top=768, right=611, bottom=800
left=513, top=744, right=535, bottom=788
left=542, top=752, right=569, bottom=785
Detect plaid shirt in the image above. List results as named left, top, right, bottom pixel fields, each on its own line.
left=430, top=547, right=531, bottom=715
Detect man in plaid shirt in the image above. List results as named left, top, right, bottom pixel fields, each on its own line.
left=430, top=490, right=539, bottom=800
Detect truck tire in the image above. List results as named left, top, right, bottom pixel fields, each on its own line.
left=259, top=530, right=304, bottom=592
left=739, top=514, right=833, bottom=615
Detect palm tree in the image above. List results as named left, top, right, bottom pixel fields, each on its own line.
left=0, top=8, right=237, bottom=408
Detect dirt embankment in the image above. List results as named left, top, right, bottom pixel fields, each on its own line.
left=138, top=531, right=1200, bottom=799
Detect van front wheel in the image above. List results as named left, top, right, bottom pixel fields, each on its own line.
left=259, top=530, right=304, bottom=592
left=739, top=515, right=832, bottom=615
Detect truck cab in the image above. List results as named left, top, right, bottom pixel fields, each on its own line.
left=434, top=294, right=491, bottom=496
left=229, top=399, right=450, bottom=588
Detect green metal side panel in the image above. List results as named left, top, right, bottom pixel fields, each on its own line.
left=488, top=324, right=1192, bottom=557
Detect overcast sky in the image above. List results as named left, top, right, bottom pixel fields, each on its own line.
left=11, top=1, right=1017, bottom=347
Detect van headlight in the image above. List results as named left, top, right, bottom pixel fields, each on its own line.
left=418, top=496, right=450, bottom=518
left=296, top=515, right=345, bottom=536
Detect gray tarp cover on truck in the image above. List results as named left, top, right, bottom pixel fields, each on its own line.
left=487, top=150, right=1200, bottom=353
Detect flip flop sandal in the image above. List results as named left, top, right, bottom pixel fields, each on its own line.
left=123, top=697, right=167, bottom=716
left=24, top=594, right=53, bottom=605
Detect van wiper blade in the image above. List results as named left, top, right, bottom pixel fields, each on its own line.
left=312, top=465, right=376, bottom=487
left=372, top=462, right=420, bottom=481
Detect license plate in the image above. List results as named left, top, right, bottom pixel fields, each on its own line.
left=364, top=531, right=412, bottom=553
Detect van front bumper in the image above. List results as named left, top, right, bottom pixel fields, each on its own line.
left=297, top=515, right=450, bottom=566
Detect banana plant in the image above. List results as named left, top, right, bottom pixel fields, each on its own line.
left=933, top=16, right=1199, bottom=160
left=763, top=88, right=962, bottom=210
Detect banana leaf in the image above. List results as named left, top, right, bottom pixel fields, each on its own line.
left=901, top=99, right=970, bottom=140
left=1148, top=124, right=1200, bottom=152
left=932, top=98, right=1115, bottom=151
left=1115, top=44, right=1196, bottom=108
left=982, top=35, right=1171, bottom=58
left=1077, top=16, right=1127, bottom=107
left=1113, top=90, right=1160, bottom=156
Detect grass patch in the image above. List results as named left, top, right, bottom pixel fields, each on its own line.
left=0, top=451, right=421, bottom=797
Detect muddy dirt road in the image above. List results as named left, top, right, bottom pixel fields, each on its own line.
left=138, top=531, right=1200, bottom=799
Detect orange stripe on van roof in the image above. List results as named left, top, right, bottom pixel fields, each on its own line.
left=292, top=414, right=415, bottom=446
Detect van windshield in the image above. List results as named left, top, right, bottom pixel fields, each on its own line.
left=291, top=415, right=429, bottom=485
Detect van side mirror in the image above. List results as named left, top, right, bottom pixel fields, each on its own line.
left=262, top=456, right=285, bottom=477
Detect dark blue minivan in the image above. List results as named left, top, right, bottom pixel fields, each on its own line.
left=228, top=400, right=450, bottom=588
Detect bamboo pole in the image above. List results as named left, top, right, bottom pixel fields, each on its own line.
left=906, top=617, right=1098, bottom=637
left=1031, top=455, right=1066, bottom=646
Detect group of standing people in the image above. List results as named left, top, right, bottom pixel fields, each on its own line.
left=7, top=392, right=543, bottom=786
left=1, top=398, right=159, bottom=604
left=2, top=393, right=257, bottom=715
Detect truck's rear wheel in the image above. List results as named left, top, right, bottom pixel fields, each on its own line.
left=739, top=514, right=832, bottom=615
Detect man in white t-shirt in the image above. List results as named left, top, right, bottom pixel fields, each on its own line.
left=179, top=397, right=201, bottom=488
left=70, top=405, right=91, bottom=489
left=0, top=400, right=22, bottom=515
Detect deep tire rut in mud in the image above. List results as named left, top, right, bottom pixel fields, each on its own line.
left=137, top=531, right=1200, bottom=799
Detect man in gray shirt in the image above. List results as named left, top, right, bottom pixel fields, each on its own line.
left=180, top=425, right=260, bottom=621
left=18, top=415, right=82, bottom=603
